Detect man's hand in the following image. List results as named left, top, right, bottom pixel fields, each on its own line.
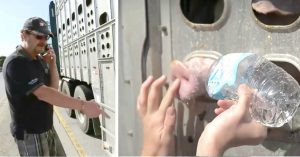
left=81, top=100, right=102, bottom=118
left=197, top=84, right=267, bottom=156
left=137, top=75, right=180, bottom=156
left=42, top=48, right=56, bottom=65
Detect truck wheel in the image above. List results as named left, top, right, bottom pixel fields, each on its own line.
left=74, top=85, right=94, bottom=134
left=61, top=81, right=76, bottom=118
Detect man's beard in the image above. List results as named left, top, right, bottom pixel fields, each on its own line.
left=34, top=45, right=45, bottom=54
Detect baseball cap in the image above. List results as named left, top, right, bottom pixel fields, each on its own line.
left=22, top=17, right=53, bottom=37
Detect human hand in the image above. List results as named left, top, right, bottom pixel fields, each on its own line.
left=81, top=100, right=102, bottom=118
left=137, top=75, right=180, bottom=156
left=42, top=47, right=56, bottom=65
left=170, top=58, right=215, bottom=104
left=197, top=84, right=267, bottom=156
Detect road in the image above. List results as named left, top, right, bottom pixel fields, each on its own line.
left=0, top=72, right=106, bottom=156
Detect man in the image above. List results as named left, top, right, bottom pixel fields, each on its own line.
left=137, top=75, right=267, bottom=156
left=3, top=17, right=102, bottom=156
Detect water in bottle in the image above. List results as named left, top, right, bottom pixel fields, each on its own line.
left=206, top=53, right=300, bottom=127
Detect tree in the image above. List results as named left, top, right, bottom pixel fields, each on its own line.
left=0, top=56, right=6, bottom=68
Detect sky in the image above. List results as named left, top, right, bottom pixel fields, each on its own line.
left=0, top=0, right=53, bottom=56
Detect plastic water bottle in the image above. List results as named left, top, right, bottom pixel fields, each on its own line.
left=206, top=53, right=300, bottom=127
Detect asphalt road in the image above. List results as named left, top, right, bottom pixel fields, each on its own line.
left=0, top=72, right=106, bottom=156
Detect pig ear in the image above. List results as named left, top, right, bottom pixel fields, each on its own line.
left=170, top=60, right=190, bottom=81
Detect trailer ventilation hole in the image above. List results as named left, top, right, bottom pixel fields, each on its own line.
left=102, top=44, right=105, bottom=50
left=272, top=61, right=300, bottom=84
left=72, top=12, right=75, bottom=21
left=101, top=34, right=104, bottom=39
left=86, top=0, right=92, bottom=7
left=87, top=13, right=90, bottom=18
left=91, top=19, right=94, bottom=24
left=63, top=24, right=65, bottom=30
left=252, top=0, right=300, bottom=26
left=180, top=0, right=224, bottom=24
left=91, top=10, right=93, bottom=15
left=58, top=28, right=61, bottom=34
left=100, top=12, right=108, bottom=25
left=106, top=32, right=109, bottom=38
left=67, top=18, right=70, bottom=26
left=92, top=38, right=95, bottom=43
left=78, top=4, right=83, bottom=15
left=93, top=47, right=96, bottom=52
left=106, top=43, right=110, bottom=49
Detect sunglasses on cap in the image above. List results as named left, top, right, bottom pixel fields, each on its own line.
left=24, top=30, right=50, bottom=40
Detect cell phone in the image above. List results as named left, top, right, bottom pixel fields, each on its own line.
left=41, top=44, right=51, bottom=56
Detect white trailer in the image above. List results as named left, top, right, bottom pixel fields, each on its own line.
left=49, top=0, right=116, bottom=155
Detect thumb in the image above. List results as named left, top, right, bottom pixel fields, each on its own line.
left=236, top=84, right=254, bottom=117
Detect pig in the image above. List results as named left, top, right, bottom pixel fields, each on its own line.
left=252, top=0, right=300, bottom=25
left=170, top=57, right=216, bottom=104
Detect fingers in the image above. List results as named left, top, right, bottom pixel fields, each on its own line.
left=214, top=107, right=225, bottom=115
left=138, top=75, right=178, bottom=116
left=95, top=106, right=102, bottom=116
left=137, top=76, right=154, bottom=117
left=215, top=99, right=235, bottom=115
left=42, top=50, right=55, bottom=61
left=48, top=50, right=55, bottom=60
left=162, top=106, right=176, bottom=136
left=159, top=79, right=180, bottom=114
left=217, top=99, right=235, bottom=109
left=236, top=84, right=254, bottom=117
left=84, top=100, right=102, bottom=118
left=147, top=75, right=167, bottom=113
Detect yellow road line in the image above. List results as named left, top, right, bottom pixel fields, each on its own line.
left=54, top=107, right=87, bottom=157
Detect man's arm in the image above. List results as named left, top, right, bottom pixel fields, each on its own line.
left=49, top=61, right=59, bottom=89
left=33, top=85, right=101, bottom=118
left=43, top=48, right=59, bottom=89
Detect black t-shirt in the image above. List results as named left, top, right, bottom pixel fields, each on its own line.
left=3, top=45, right=53, bottom=140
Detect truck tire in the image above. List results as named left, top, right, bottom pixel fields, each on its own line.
left=74, top=85, right=94, bottom=134
left=61, top=81, right=76, bottom=118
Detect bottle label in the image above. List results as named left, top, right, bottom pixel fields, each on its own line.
left=207, top=53, right=253, bottom=99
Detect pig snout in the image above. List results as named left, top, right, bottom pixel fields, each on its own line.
left=170, top=57, right=215, bottom=103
